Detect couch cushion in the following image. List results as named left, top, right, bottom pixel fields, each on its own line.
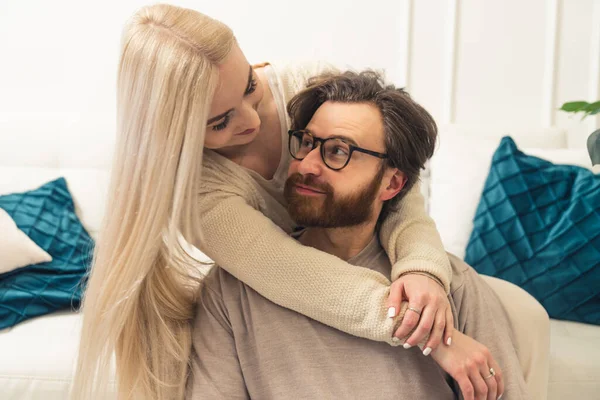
left=0, top=208, right=52, bottom=274
left=0, top=112, right=115, bottom=239
left=0, top=178, right=93, bottom=329
left=0, top=312, right=81, bottom=400
left=429, top=125, right=567, bottom=258
left=465, top=137, right=600, bottom=325
left=0, top=311, right=117, bottom=400
left=0, top=167, right=110, bottom=239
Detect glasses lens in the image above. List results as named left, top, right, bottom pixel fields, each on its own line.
left=290, top=132, right=313, bottom=159
left=323, top=139, right=350, bottom=169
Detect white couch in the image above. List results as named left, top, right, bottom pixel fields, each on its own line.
left=1, top=116, right=599, bottom=399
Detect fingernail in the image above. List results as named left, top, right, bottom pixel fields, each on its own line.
left=392, top=337, right=400, bottom=343
left=387, top=307, right=396, bottom=318
left=423, top=347, right=432, bottom=356
left=403, top=343, right=412, bottom=349
left=446, top=337, right=452, bottom=346
left=497, top=396, right=502, bottom=400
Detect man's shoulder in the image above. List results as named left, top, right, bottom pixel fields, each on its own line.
left=200, top=265, right=244, bottom=302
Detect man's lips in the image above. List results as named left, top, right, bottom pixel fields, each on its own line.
left=294, top=183, right=326, bottom=196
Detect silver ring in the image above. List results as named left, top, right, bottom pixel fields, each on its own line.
left=407, top=307, right=422, bottom=316
left=484, top=367, right=496, bottom=380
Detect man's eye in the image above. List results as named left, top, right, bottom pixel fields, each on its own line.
left=301, top=139, right=313, bottom=148
left=212, top=115, right=231, bottom=131
left=330, top=146, right=348, bottom=156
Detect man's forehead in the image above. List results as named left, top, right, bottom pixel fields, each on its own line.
left=306, top=102, right=384, bottom=146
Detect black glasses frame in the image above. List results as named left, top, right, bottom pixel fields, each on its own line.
left=288, top=130, right=388, bottom=171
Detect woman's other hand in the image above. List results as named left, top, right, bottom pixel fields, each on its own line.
left=431, top=331, right=504, bottom=400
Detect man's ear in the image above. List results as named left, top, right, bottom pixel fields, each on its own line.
left=380, top=169, right=407, bottom=201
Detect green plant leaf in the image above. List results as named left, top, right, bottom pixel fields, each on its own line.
left=560, top=101, right=589, bottom=113
left=583, top=101, right=600, bottom=114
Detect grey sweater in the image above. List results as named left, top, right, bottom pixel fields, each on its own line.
left=186, top=237, right=527, bottom=399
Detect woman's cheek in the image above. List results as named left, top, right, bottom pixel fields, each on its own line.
left=204, top=129, right=233, bottom=149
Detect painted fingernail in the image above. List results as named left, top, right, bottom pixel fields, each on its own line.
left=392, top=337, right=400, bottom=343
left=423, top=347, right=432, bottom=356
left=403, top=343, right=412, bottom=349
left=387, top=307, right=396, bottom=318
left=446, top=337, right=452, bottom=346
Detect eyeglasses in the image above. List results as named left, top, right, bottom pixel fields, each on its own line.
left=288, top=130, right=388, bottom=171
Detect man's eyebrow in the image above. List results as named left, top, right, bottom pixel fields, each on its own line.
left=330, top=135, right=359, bottom=146
left=206, top=66, right=253, bottom=125
left=306, top=128, right=359, bottom=147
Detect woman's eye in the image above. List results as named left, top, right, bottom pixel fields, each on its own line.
left=301, top=139, right=313, bottom=148
left=212, top=115, right=231, bottom=131
left=244, top=78, right=258, bottom=96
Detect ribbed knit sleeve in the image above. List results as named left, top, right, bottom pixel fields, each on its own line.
left=379, top=183, right=452, bottom=293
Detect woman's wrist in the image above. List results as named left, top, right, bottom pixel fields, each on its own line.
left=397, top=271, right=444, bottom=289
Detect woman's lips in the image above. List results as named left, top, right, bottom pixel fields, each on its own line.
left=295, top=184, right=326, bottom=196
left=236, top=128, right=256, bottom=136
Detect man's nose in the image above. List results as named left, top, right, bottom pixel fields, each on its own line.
left=296, top=147, right=324, bottom=176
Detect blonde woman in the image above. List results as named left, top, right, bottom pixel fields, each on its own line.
left=72, top=4, right=547, bottom=400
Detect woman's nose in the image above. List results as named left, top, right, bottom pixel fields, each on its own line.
left=239, top=99, right=260, bottom=130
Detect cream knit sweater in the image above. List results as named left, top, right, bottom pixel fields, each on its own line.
left=196, top=61, right=451, bottom=345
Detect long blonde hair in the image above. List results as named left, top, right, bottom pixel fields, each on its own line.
left=71, top=4, right=234, bottom=399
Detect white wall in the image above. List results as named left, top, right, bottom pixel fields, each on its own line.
left=0, top=0, right=598, bottom=150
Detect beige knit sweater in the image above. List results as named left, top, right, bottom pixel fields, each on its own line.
left=196, top=61, right=451, bottom=345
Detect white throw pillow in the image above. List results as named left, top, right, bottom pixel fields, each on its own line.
left=430, top=132, right=590, bottom=259
left=0, top=208, right=52, bottom=274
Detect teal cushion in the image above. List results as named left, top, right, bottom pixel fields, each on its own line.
left=0, top=178, right=93, bottom=329
left=465, top=137, right=600, bottom=325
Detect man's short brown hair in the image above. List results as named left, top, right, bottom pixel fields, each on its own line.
left=287, top=70, right=437, bottom=221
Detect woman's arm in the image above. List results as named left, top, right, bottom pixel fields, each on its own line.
left=379, top=182, right=452, bottom=291
left=379, top=182, right=455, bottom=351
left=196, top=185, right=401, bottom=345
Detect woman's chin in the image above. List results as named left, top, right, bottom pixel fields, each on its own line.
left=234, top=129, right=259, bottom=146
left=209, top=131, right=258, bottom=152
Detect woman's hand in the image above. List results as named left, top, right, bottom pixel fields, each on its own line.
left=431, top=331, right=504, bottom=400
left=387, top=273, right=453, bottom=354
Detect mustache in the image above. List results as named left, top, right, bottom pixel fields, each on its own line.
left=286, top=173, right=333, bottom=194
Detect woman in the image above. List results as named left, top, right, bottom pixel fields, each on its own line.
left=72, top=4, right=533, bottom=400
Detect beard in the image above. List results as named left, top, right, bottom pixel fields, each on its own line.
left=283, top=167, right=385, bottom=228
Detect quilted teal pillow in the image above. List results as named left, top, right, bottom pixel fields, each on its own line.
left=465, top=137, right=600, bottom=325
left=0, top=178, right=94, bottom=329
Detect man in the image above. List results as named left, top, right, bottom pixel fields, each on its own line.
left=186, top=71, right=528, bottom=399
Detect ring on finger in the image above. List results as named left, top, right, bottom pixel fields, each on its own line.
left=407, top=307, right=422, bottom=316
left=484, top=367, right=496, bottom=380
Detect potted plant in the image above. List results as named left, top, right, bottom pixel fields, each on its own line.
left=560, top=101, right=600, bottom=170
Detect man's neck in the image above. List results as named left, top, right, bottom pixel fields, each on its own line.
left=298, top=221, right=377, bottom=261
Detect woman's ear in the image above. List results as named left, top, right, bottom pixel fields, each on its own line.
left=380, top=169, right=407, bottom=201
